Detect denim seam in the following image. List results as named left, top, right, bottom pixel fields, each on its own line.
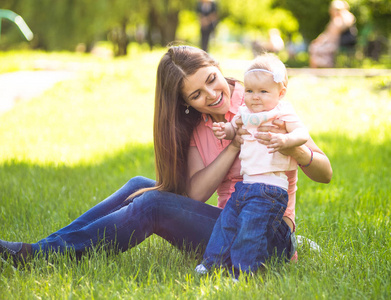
left=77, top=202, right=155, bottom=250
left=78, top=200, right=220, bottom=251
left=46, top=202, right=126, bottom=245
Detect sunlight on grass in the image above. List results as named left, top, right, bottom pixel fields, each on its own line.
left=1, top=49, right=391, bottom=299
left=0, top=50, right=165, bottom=165
left=1, top=49, right=390, bottom=166
left=288, top=76, right=391, bottom=141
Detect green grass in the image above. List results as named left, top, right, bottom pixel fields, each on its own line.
left=0, top=48, right=390, bottom=299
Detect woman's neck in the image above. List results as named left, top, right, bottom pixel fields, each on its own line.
left=210, top=114, right=226, bottom=123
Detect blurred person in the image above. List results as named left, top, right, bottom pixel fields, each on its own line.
left=252, top=29, right=285, bottom=57
left=267, top=28, right=285, bottom=53
left=197, top=0, right=218, bottom=52
left=195, top=53, right=309, bottom=278
left=309, top=0, right=356, bottom=68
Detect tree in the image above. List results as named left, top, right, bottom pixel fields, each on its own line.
left=144, top=0, right=195, bottom=49
left=211, top=0, right=299, bottom=52
left=105, top=0, right=146, bottom=56
left=275, top=0, right=391, bottom=43
left=0, top=0, right=109, bottom=51
left=106, top=0, right=196, bottom=54
left=361, top=0, right=391, bottom=37
left=273, top=0, right=330, bottom=43
left=4, top=0, right=389, bottom=57
left=219, top=0, right=298, bottom=34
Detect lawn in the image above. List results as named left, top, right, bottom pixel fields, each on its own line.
left=0, top=47, right=390, bottom=299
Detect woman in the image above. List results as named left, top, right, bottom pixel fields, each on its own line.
left=309, top=0, right=356, bottom=68
left=0, top=46, right=332, bottom=267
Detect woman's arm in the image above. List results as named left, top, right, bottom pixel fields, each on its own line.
left=186, top=140, right=240, bottom=203
left=282, top=137, right=332, bottom=183
left=252, top=119, right=332, bottom=183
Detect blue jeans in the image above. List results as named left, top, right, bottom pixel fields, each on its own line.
left=202, top=181, right=292, bottom=277
left=31, top=177, right=294, bottom=264
left=31, top=176, right=221, bottom=256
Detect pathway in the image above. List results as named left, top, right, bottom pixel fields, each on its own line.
left=0, top=70, right=73, bottom=114
left=1, top=66, right=390, bottom=115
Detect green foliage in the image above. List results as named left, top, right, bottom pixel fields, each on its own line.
left=274, top=0, right=331, bottom=42
left=1, top=0, right=176, bottom=51
left=219, top=0, right=298, bottom=37
left=1, top=0, right=108, bottom=50
left=1, top=0, right=391, bottom=55
left=275, top=0, right=391, bottom=47
left=361, top=0, right=391, bottom=37
left=176, top=10, right=200, bottom=46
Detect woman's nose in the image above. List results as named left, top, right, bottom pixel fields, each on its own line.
left=206, top=89, right=216, bottom=99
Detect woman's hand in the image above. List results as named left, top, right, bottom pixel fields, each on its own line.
left=254, top=119, right=332, bottom=183
left=233, top=117, right=250, bottom=149
left=265, top=132, right=289, bottom=153
left=254, top=119, right=292, bottom=153
left=212, top=122, right=227, bottom=140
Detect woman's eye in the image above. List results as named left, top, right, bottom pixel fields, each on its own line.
left=191, top=92, right=200, bottom=100
left=209, top=74, right=216, bottom=83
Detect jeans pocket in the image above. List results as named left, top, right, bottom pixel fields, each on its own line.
left=267, top=218, right=292, bottom=260
left=263, top=185, right=288, bottom=207
left=271, top=204, right=287, bottom=233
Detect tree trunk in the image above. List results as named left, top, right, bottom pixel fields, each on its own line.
left=160, top=10, right=179, bottom=46
left=116, top=18, right=129, bottom=56
left=146, top=8, right=159, bottom=49
left=146, top=7, right=179, bottom=48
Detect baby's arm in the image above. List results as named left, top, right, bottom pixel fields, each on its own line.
left=267, top=122, right=309, bottom=153
left=212, top=122, right=236, bottom=140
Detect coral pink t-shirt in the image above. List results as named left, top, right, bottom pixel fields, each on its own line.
left=189, top=82, right=297, bottom=223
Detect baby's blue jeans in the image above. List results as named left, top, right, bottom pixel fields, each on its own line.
left=202, top=181, right=293, bottom=277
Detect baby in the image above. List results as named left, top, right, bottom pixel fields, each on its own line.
left=196, top=53, right=309, bottom=278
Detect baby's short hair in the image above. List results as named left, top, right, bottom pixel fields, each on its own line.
left=246, top=53, right=288, bottom=87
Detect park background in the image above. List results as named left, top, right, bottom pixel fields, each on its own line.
left=1, top=0, right=391, bottom=299
left=0, top=0, right=390, bottom=64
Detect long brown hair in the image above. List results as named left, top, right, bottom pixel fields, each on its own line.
left=127, top=45, right=220, bottom=200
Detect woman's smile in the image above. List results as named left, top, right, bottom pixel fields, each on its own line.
left=209, top=92, right=223, bottom=107
left=182, top=66, right=231, bottom=121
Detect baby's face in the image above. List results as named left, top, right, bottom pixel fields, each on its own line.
left=244, top=72, right=282, bottom=113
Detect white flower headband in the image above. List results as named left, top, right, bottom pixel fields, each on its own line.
left=244, top=68, right=285, bottom=83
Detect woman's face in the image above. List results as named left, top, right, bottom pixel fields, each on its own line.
left=182, top=66, right=231, bottom=122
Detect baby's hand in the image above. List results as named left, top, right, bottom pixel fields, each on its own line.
left=266, top=132, right=288, bottom=153
left=212, top=122, right=227, bottom=140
